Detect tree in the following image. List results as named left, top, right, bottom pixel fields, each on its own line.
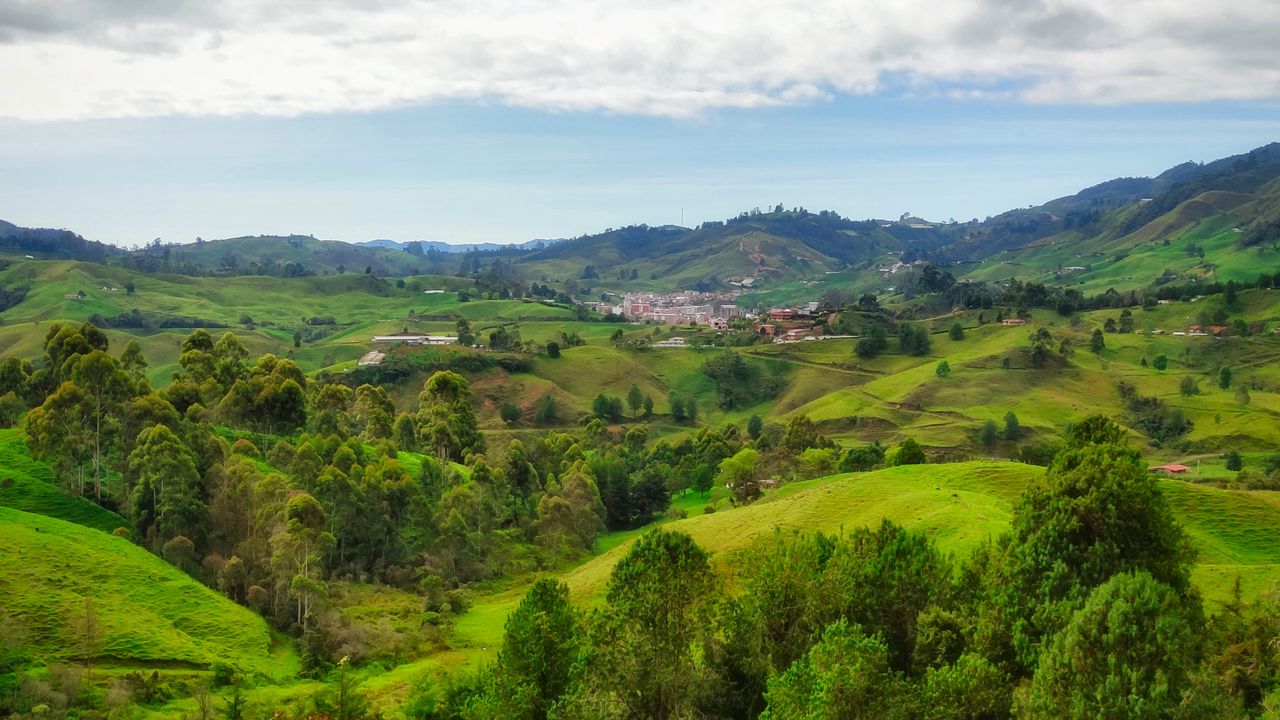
left=626, top=385, right=644, bottom=419
left=935, top=360, right=951, bottom=378
left=534, top=395, right=559, bottom=425
left=1180, top=375, right=1200, bottom=397
left=492, top=579, right=581, bottom=719
left=855, top=324, right=888, bottom=359
left=129, top=424, right=206, bottom=548
left=353, top=384, right=394, bottom=440
left=979, top=420, right=999, bottom=450
left=760, top=620, right=903, bottom=720
left=641, top=395, right=654, bottom=419
left=747, top=414, right=764, bottom=440
left=992, top=442, right=1194, bottom=672
left=1018, top=572, right=1203, bottom=720
left=457, top=318, right=475, bottom=346
left=1219, top=366, right=1232, bottom=390
left=669, top=394, right=686, bottom=422
left=70, top=351, right=132, bottom=502
left=949, top=323, right=965, bottom=341
left=1224, top=450, right=1243, bottom=472
left=839, top=444, right=884, bottom=472
left=545, top=341, right=560, bottom=358
left=120, top=339, right=148, bottom=380
left=1089, top=328, right=1105, bottom=354
left=500, top=402, right=522, bottom=426
left=1029, top=327, right=1054, bottom=367
left=583, top=530, right=718, bottom=719
left=1153, top=353, right=1168, bottom=371
left=1118, top=309, right=1134, bottom=334
left=393, top=413, right=417, bottom=452
left=1235, top=384, right=1252, bottom=407
left=592, top=393, right=622, bottom=422
left=898, top=324, right=931, bottom=356
left=718, top=447, right=761, bottom=504
left=893, top=438, right=927, bottom=466
left=417, top=371, right=483, bottom=461
left=272, top=492, right=333, bottom=631
left=1003, top=411, right=1020, bottom=441
left=293, top=330, right=302, bottom=349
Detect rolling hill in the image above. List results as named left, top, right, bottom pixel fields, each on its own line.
left=0, top=505, right=283, bottom=677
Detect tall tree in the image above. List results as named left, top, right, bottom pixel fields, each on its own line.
left=581, top=530, right=719, bottom=719
left=129, top=424, right=206, bottom=548
left=417, top=371, right=483, bottom=462
left=492, top=579, right=581, bottom=720
left=1018, top=572, right=1204, bottom=719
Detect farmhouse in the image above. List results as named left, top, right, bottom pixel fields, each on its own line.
left=767, top=309, right=797, bottom=321
left=371, top=334, right=457, bottom=345
left=653, top=336, right=688, bottom=348
left=1001, top=318, right=1027, bottom=326
left=357, top=351, right=385, bottom=367
left=1148, top=464, right=1190, bottom=475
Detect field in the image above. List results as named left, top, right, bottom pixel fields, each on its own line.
left=0, top=506, right=285, bottom=679
left=538, top=461, right=1280, bottom=610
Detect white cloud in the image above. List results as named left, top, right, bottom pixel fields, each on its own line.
left=1, top=0, right=1277, bottom=121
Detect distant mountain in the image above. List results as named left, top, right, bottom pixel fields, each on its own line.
left=356, top=238, right=565, bottom=253
left=8, top=142, right=1278, bottom=292
left=0, top=219, right=118, bottom=262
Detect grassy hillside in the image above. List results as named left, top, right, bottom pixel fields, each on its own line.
left=0, top=506, right=284, bottom=677
left=550, top=461, right=1280, bottom=609
left=0, top=429, right=129, bottom=534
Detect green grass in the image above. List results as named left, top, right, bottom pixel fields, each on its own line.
left=0, top=506, right=286, bottom=678
left=487, top=462, right=1280, bottom=615
left=0, top=429, right=129, bottom=533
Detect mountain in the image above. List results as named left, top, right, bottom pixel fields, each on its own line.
left=0, top=219, right=119, bottom=262
left=6, top=142, right=1278, bottom=295
left=356, top=238, right=564, bottom=253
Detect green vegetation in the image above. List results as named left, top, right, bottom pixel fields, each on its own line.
left=3, top=142, right=1280, bottom=717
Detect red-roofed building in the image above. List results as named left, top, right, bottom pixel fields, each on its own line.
left=1148, top=464, right=1190, bottom=475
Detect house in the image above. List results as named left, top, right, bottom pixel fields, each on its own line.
left=357, top=351, right=385, bottom=367
left=371, top=334, right=457, bottom=345
left=653, top=336, right=687, bottom=348
left=708, top=317, right=729, bottom=331
left=767, top=309, right=797, bottom=321
left=1001, top=318, right=1027, bottom=326
left=1149, top=464, right=1190, bottom=475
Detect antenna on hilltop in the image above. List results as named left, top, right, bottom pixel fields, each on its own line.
left=681, top=208, right=684, bottom=227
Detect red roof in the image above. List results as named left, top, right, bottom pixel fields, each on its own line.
left=1149, top=464, right=1190, bottom=473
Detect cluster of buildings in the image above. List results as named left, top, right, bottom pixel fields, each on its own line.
left=592, top=290, right=748, bottom=328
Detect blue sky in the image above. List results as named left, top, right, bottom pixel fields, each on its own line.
left=3, top=99, right=1277, bottom=246
left=2, top=0, right=1278, bottom=246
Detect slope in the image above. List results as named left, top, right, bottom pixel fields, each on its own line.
left=553, top=461, right=1280, bottom=609
left=0, top=506, right=282, bottom=677
left=0, top=429, right=129, bottom=534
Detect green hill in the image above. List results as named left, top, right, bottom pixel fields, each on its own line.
left=0, top=429, right=129, bottom=534
left=553, top=461, right=1280, bottom=609
left=0, top=505, right=282, bottom=677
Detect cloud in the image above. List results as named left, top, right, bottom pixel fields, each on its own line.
left=1, top=0, right=1277, bottom=121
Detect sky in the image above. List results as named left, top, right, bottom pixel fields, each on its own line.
left=1, top=0, right=1279, bottom=247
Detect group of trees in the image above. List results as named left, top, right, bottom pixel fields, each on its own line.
left=415, top=415, right=1279, bottom=718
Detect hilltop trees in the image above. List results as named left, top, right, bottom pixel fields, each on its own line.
left=984, top=424, right=1194, bottom=673
left=417, top=371, right=483, bottom=461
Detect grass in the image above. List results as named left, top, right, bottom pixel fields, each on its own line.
left=0, top=428, right=130, bottom=533
left=0, top=506, right=286, bottom=679
left=457, top=461, right=1280, bottom=631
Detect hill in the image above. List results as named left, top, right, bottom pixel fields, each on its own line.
left=551, top=461, right=1280, bottom=609
left=0, top=429, right=129, bottom=534
left=0, top=506, right=282, bottom=676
